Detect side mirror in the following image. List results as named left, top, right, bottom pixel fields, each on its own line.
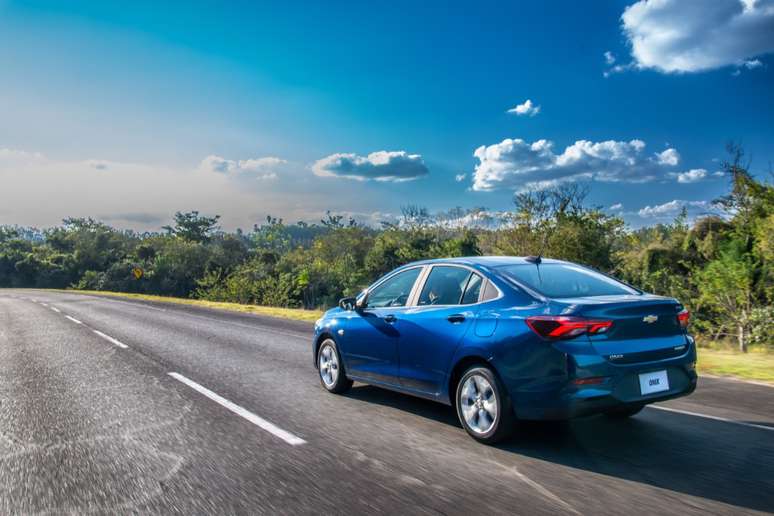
left=338, top=296, right=357, bottom=311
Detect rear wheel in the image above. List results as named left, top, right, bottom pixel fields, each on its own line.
left=317, top=339, right=353, bottom=394
left=455, top=365, right=515, bottom=444
left=605, top=404, right=644, bottom=418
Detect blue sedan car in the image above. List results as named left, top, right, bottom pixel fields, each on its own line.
left=313, top=256, right=697, bottom=443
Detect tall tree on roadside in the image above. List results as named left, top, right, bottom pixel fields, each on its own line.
left=163, top=211, right=221, bottom=243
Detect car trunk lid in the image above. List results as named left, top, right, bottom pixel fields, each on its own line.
left=551, top=294, right=688, bottom=359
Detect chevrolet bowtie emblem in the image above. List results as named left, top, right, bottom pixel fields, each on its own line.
left=643, top=315, right=658, bottom=324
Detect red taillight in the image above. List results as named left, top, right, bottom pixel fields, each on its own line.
left=677, top=308, right=690, bottom=329
left=526, top=316, right=613, bottom=340
left=572, top=376, right=607, bottom=385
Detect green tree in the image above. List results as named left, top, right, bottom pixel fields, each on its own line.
left=697, top=244, right=755, bottom=352
left=163, top=211, right=221, bottom=243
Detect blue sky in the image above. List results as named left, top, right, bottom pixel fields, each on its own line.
left=1, top=0, right=773, bottom=229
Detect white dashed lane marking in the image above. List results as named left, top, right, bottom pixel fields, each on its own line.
left=92, top=329, right=129, bottom=349
left=59, top=311, right=128, bottom=350
left=168, top=372, right=306, bottom=446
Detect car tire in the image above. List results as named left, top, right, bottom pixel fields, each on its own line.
left=317, top=339, right=353, bottom=394
left=605, top=404, right=644, bottom=418
left=455, top=365, right=515, bottom=444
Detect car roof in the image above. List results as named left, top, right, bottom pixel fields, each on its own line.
left=406, top=256, right=568, bottom=268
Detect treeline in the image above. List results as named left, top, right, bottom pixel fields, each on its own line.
left=1, top=147, right=771, bottom=351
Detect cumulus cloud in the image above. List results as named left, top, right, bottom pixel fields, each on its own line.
left=604, top=51, right=617, bottom=65
left=312, top=151, right=429, bottom=182
left=656, top=148, right=680, bottom=166
left=638, top=199, right=711, bottom=218
left=200, top=155, right=285, bottom=179
left=672, top=168, right=708, bottom=183
left=507, top=99, right=541, bottom=117
left=455, top=173, right=467, bottom=182
left=621, top=0, right=774, bottom=73
left=610, top=203, right=624, bottom=210
left=471, top=137, right=680, bottom=191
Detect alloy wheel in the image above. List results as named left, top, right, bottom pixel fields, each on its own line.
left=459, top=374, right=498, bottom=434
left=318, top=344, right=339, bottom=387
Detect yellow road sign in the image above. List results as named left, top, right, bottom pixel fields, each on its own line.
left=132, top=267, right=143, bottom=280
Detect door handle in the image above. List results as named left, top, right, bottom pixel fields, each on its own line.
left=383, top=314, right=397, bottom=323
left=447, top=314, right=466, bottom=324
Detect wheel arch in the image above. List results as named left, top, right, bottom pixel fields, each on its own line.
left=447, top=354, right=496, bottom=403
left=313, top=332, right=336, bottom=369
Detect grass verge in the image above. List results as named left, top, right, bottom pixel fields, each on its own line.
left=697, top=348, right=774, bottom=384
left=54, top=290, right=324, bottom=322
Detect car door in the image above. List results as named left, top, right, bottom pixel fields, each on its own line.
left=396, top=266, right=482, bottom=395
left=339, top=266, right=424, bottom=385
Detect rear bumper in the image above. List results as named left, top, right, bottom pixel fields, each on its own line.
left=507, top=342, right=698, bottom=421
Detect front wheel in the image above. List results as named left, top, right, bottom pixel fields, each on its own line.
left=455, top=365, right=515, bottom=444
left=317, top=339, right=352, bottom=394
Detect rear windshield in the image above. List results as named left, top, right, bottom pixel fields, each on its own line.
left=496, top=263, right=639, bottom=298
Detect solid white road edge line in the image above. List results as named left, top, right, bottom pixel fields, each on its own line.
left=649, top=404, right=774, bottom=432
left=92, top=329, right=129, bottom=349
left=168, top=372, right=306, bottom=446
left=65, top=315, right=82, bottom=324
left=50, top=306, right=61, bottom=313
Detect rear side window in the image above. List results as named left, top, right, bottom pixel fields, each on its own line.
left=461, top=273, right=483, bottom=304
left=497, top=263, right=638, bottom=298
left=481, top=280, right=500, bottom=302
left=418, top=266, right=471, bottom=306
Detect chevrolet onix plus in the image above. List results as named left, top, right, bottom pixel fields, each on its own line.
left=313, top=256, right=697, bottom=443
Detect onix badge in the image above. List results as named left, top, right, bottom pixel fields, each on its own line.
left=643, top=314, right=658, bottom=324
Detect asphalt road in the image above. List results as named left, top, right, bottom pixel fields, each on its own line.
left=1, top=290, right=773, bottom=515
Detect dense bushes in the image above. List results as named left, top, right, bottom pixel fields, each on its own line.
left=1, top=151, right=771, bottom=350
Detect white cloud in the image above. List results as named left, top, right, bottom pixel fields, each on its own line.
left=455, top=173, right=467, bottom=182
left=656, top=148, right=680, bottom=166
left=638, top=199, right=710, bottom=218
left=200, top=155, right=285, bottom=179
left=610, top=203, right=624, bottom=210
left=603, top=63, right=634, bottom=77
left=744, top=58, right=764, bottom=68
left=471, top=137, right=680, bottom=191
left=507, top=99, right=541, bottom=117
left=621, top=0, right=774, bottom=73
left=312, top=150, right=429, bottom=182
left=673, top=168, right=708, bottom=183
left=604, top=51, right=617, bottom=65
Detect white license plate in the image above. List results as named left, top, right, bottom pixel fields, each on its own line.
left=639, top=370, right=669, bottom=395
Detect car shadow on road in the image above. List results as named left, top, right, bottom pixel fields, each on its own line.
left=344, top=384, right=774, bottom=513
